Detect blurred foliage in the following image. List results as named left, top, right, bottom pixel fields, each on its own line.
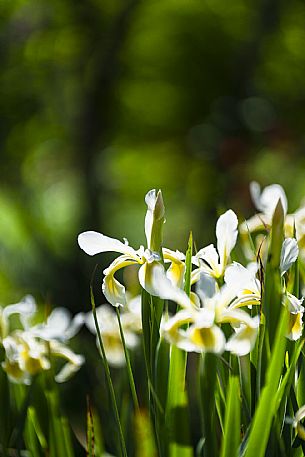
left=2, top=0, right=305, bottom=308
left=3, top=1, right=305, bottom=455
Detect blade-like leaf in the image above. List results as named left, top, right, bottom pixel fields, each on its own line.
left=220, top=376, right=240, bottom=457
left=243, top=307, right=288, bottom=457
left=166, top=233, right=193, bottom=457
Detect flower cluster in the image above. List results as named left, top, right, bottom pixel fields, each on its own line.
left=0, top=295, right=85, bottom=384
left=78, top=184, right=304, bottom=363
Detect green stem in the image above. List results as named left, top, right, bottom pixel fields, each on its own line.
left=91, top=287, right=127, bottom=457
left=116, top=307, right=140, bottom=412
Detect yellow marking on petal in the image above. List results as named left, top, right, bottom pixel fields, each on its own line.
left=104, top=256, right=140, bottom=276
left=163, top=249, right=185, bottom=287
left=297, top=423, right=305, bottom=441
left=287, top=312, right=303, bottom=340
left=167, top=261, right=185, bottom=288
left=23, top=355, right=45, bottom=375
left=190, top=327, right=216, bottom=350
left=243, top=289, right=255, bottom=295
left=2, top=360, right=24, bottom=380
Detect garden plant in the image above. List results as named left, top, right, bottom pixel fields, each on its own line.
left=1, top=182, right=305, bottom=457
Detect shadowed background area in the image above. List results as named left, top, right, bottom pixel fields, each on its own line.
left=1, top=0, right=305, bottom=311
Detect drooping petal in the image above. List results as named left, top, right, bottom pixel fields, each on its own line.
left=216, top=210, right=238, bottom=272
left=218, top=308, right=257, bottom=327
left=65, top=313, right=86, bottom=340
left=102, top=274, right=126, bottom=308
left=250, top=181, right=288, bottom=217
left=161, top=310, right=195, bottom=345
left=187, top=324, right=226, bottom=354
left=138, top=262, right=191, bottom=309
left=280, top=238, right=299, bottom=276
left=102, top=255, right=140, bottom=308
left=225, top=315, right=259, bottom=356
left=103, top=255, right=140, bottom=276
left=287, top=311, right=303, bottom=341
left=54, top=359, right=85, bottom=383
left=78, top=231, right=137, bottom=257
left=50, top=340, right=85, bottom=383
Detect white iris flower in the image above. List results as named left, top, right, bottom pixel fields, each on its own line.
left=192, top=210, right=238, bottom=281
left=161, top=275, right=259, bottom=356
left=0, top=296, right=85, bottom=384
left=240, top=182, right=305, bottom=262
left=78, top=189, right=188, bottom=308
left=85, top=297, right=142, bottom=367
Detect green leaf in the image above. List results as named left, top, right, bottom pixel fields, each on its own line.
left=0, top=368, right=11, bottom=453
left=243, top=307, right=288, bottom=457
left=135, top=410, right=157, bottom=457
left=166, top=232, right=193, bottom=457
left=155, top=337, right=170, bottom=455
left=27, top=406, right=47, bottom=451
left=46, top=389, right=74, bottom=457
left=277, top=339, right=304, bottom=412
left=264, top=200, right=284, bottom=346
left=220, top=376, right=240, bottom=457
left=166, top=345, right=192, bottom=457
left=200, top=353, right=219, bottom=457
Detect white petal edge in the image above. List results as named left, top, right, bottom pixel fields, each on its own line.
left=78, top=231, right=136, bottom=257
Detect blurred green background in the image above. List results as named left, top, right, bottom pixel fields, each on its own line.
left=2, top=0, right=305, bottom=310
